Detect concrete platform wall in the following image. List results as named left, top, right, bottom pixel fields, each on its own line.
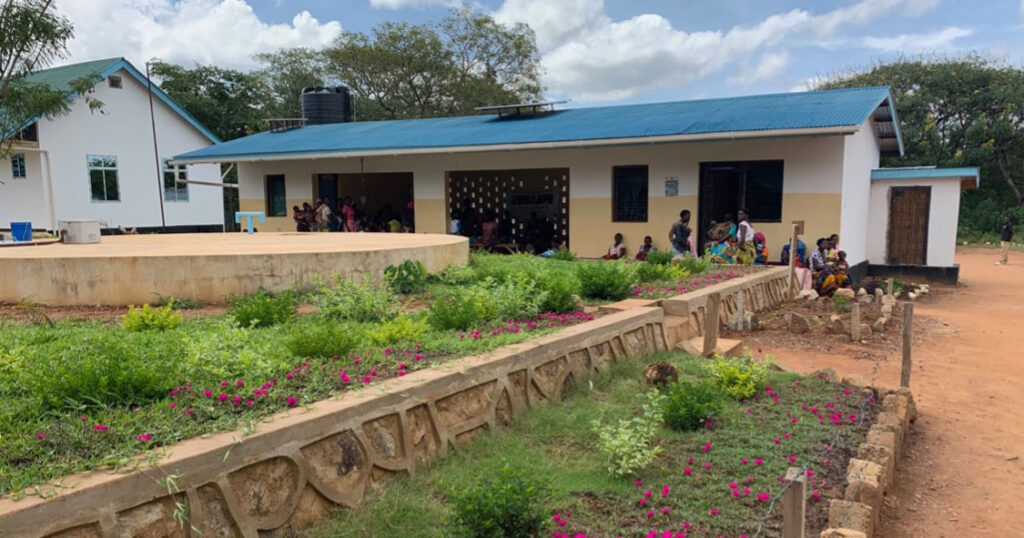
left=661, top=266, right=791, bottom=340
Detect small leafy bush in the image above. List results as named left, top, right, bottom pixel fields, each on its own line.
left=366, top=315, right=429, bottom=346
left=660, top=379, right=724, bottom=431
left=429, top=289, right=487, bottom=331
left=534, top=270, right=582, bottom=313
left=676, top=255, right=712, bottom=274
left=644, top=250, right=675, bottom=265
left=121, top=303, right=183, bottom=331
left=384, top=260, right=427, bottom=294
left=707, top=356, right=771, bottom=400
left=285, top=321, right=359, bottom=359
left=152, top=294, right=202, bottom=309
left=313, top=275, right=399, bottom=323
left=832, top=294, right=851, bottom=313
left=549, top=249, right=577, bottom=261
left=592, top=390, right=664, bottom=477
left=428, top=278, right=546, bottom=330
left=444, top=462, right=549, bottom=538
left=433, top=264, right=478, bottom=285
left=229, top=289, right=295, bottom=328
left=181, top=320, right=290, bottom=382
left=577, top=262, right=635, bottom=300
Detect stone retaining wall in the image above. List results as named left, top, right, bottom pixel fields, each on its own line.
left=0, top=308, right=668, bottom=538
left=821, top=386, right=917, bottom=538
left=661, top=266, right=791, bottom=339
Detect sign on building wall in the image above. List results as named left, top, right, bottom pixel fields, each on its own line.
left=664, top=178, right=679, bottom=197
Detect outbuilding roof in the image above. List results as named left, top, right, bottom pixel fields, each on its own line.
left=172, top=86, right=902, bottom=164
left=871, top=166, right=980, bottom=189
left=11, top=57, right=220, bottom=143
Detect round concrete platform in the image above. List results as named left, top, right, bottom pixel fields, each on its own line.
left=0, top=233, right=468, bottom=306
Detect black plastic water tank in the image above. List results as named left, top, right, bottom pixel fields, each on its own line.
left=301, top=86, right=352, bottom=125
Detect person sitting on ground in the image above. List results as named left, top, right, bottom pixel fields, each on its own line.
left=669, top=210, right=696, bottom=256
left=540, top=240, right=566, bottom=258
left=809, top=238, right=829, bottom=274
left=707, top=213, right=736, bottom=244
left=603, top=233, right=626, bottom=260
left=735, top=208, right=755, bottom=247
left=636, top=235, right=657, bottom=260
left=827, top=234, right=840, bottom=261
left=753, top=232, right=769, bottom=265
left=835, top=250, right=849, bottom=272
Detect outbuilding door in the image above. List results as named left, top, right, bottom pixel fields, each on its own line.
left=887, top=186, right=930, bottom=265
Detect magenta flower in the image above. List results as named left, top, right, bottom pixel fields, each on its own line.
left=646, top=510, right=654, bottom=518
left=218, top=393, right=228, bottom=401
left=748, top=475, right=755, bottom=484
left=709, top=508, right=719, bottom=516
left=398, top=363, right=407, bottom=370
left=638, top=498, right=647, bottom=506
left=93, top=424, right=108, bottom=432
left=398, top=371, right=406, bottom=377
left=661, top=507, right=670, bottom=515
left=286, top=395, right=297, bottom=407
left=185, top=408, right=194, bottom=417
left=741, top=457, right=748, bottom=464
left=683, top=467, right=693, bottom=475
left=757, top=492, right=770, bottom=501
left=245, top=399, right=254, bottom=407
left=743, top=487, right=751, bottom=495
left=806, top=470, right=815, bottom=477
left=137, top=433, right=152, bottom=442
left=232, top=395, right=242, bottom=405
left=203, top=389, right=213, bottom=398
left=773, top=437, right=781, bottom=444
left=414, top=354, right=422, bottom=361
left=354, top=358, right=362, bottom=365
left=788, top=455, right=796, bottom=463
left=702, top=442, right=713, bottom=452
left=635, top=480, right=643, bottom=487
left=703, top=463, right=712, bottom=470
left=340, top=372, right=351, bottom=383
left=644, top=490, right=652, bottom=498
left=812, top=491, right=821, bottom=500
left=168, top=403, right=177, bottom=409
left=754, top=458, right=763, bottom=466
left=728, top=482, right=738, bottom=489
left=369, top=369, right=378, bottom=377
left=35, top=433, right=46, bottom=440
left=362, top=376, right=372, bottom=384
left=220, top=380, right=229, bottom=387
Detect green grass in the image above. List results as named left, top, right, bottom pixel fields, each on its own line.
left=310, top=352, right=875, bottom=538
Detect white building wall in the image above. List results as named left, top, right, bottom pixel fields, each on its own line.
left=237, top=133, right=847, bottom=256
left=839, top=119, right=881, bottom=266
left=867, top=178, right=961, bottom=267
left=36, top=68, right=221, bottom=230
left=0, top=150, right=48, bottom=228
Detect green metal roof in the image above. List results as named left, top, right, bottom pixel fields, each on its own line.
left=12, top=58, right=220, bottom=143
left=174, top=86, right=903, bottom=164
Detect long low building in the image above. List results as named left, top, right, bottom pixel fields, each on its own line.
left=172, top=86, right=972, bottom=282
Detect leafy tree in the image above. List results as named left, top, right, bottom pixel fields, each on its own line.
left=819, top=56, right=1024, bottom=236
left=0, top=0, right=80, bottom=161
left=148, top=60, right=269, bottom=141
left=326, top=7, right=542, bottom=119
left=254, top=47, right=333, bottom=120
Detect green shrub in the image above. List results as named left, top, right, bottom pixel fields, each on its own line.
left=676, top=255, right=711, bottom=274
left=444, top=462, right=549, bottom=538
left=285, top=321, right=359, bottom=359
left=366, top=315, right=429, bottom=346
left=121, top=303, right=183, bottom=331
left=432, top=264, right=478, bottom=285
left=549, top=249, right=577, bottom=261
left=660, top=379, right=724, bottom=431
left=384, top=260, right=427, bottom=294
left=152, top=294, right=202, bottom=309
left=428, top=278, right=546, bottom=330
left=181, top=320, right=290, bottom=382
left=21, top=329, right=183, bottom=409
left=577, top=262, right=635, bottom=300
left=707, top=356, right=771, bottom=400
left=832, top=294, right=851, bottom=313
left=534, top=270, right=581, bottom=313
left=313, top=275, right=399, bottom=323
left=592, top=390, right=664, bottom=477
left=229, top=289, right=295, bottom=328
left=429, top=289, right=487, bottom=331
left=644, top=250, right=675, bottom=265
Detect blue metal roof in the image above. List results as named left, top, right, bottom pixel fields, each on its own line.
left=871, top=167, right=979, bottom=182
left=7, top=58, right=220, bottom=144
left=174, top=86, right=901, bottom=163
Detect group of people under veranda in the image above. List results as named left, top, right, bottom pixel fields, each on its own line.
left=293, top=198, right=414, bottom=233
left=598, top=208, right=851, bottom=296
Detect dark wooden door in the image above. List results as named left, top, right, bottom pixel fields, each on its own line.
left=698, top=164, right=742, bottom=253
left=887, top=186, right=930, bottom=265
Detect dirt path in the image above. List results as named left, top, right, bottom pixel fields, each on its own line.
left=750, top=248, right=1024, bottom=537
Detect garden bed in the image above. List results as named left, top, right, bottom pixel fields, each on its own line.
left=308, top=351, right=879, bottom=538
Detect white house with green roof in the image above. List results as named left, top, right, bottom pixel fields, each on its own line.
left=0, top=58, right=223, bottom=233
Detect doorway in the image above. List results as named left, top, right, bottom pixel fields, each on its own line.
left=698, top=164, right=742, bottom=252
left=887, top=186, right=930, bottom=265
left=316, top=174, right=339, bottom=212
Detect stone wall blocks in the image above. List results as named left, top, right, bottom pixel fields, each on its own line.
left=828, top=500, right=874, bottom=538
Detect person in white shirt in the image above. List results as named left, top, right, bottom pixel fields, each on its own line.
left=735, top=208, right=755, bottom=247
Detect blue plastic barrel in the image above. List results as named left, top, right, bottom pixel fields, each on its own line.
left=10, top=221, right=31, bottom=242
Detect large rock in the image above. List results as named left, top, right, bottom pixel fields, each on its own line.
left=643, top=362, right=678, bottom=388
left=835, top=288, right=856, bottom=299
left=828, top=500, right=875, bottom=538
left=872, top=317, right=887, bottom=332
left=789, top=312, right=811, bottom=334
left=821, top=530, right=868, bottom=538
left=799, top=289, right=819, bottom=301
left=881, top=294, right=897, bottom=307
left=857, top=288, right=868, bottom=296
left=880, top=304, right=893, bottom=319
left=827, top=314, right=846, bottom=334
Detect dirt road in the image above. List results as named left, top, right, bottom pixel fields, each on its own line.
left=753, top=248, right=1024, bottom=537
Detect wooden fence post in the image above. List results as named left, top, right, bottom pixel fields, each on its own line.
left=788, top=224, right=798, bottom=297
left=702, top=292, right=721, bottom=356
left=901, top=302, right=913, bottom=388
left=782, top=467, right=806, bottom=538
left=850, top=302, right=861, bottom=341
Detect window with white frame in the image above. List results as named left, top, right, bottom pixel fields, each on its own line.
left=87, top=155, right=120, bottom=202
left=163, top=162, right=189, bottom=202
left=10, top=154, right=26, bottom=179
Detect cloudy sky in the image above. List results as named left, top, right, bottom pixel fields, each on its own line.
left=54, top=0, right=1024, bottom=106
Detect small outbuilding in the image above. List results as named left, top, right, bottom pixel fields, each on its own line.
left=867, top=166, right=979, bottom=283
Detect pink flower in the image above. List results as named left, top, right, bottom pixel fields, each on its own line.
left=702, top=442, right=713, bottom=452
left=137, top=433, right=152, bottom=442
left=661, top=485, right=670, bottom=497
left=369, top=369, right=378, bottom=377
left=340, top=372, right=351, bottom=383
left=398, top=371, right=406, bottom=377
left=773, top=437, right=781, bottom=444
left=232, top=395, right=242, bottom=405
left=754, top=458, right=763, bottom=466
left=245, top=399, right=254, bottom=407
left=398, top=363, right=407, bottom=370
left=788, top=455, right=797, bottom=463
left=93, top=424, right=108, bottom=432
left=185, top=408, right=194, bottom=417
left=354, top=358, right=362, bottom=365
left=741, top=458, right=748, bottom=464
left=218, top=393, right=228, bottom=401
left=784, top=433, right=791, bottom=439
left=683, top=467, right=692, bottom=475
left=638, top=498, right=647, bottom=506
left=732, top=490, right=741, bottom=498
left=552, top=514, right=561, bottom=521
left=646, top=510, right=654, bottom=518
left=635, top=480, right=643, bottom=487
left=687, top=456, right=695, bottom=464
left=220, top=381, right=229, bottom=387
left=203, top=390, right=213, bottom=398
left=661, top=507, right=670, bottom=515
left=235, top=380, right=244, bottom=387
left=743, top=487, right=751, bottom=495
left=806, top=470, right=815, bottom=477
left=285, top=373, right=294, bottom=380
left=709, top=508, right=719, bottom=516
left=703, top=463, right=712, bottom=470
left=414, top=354, right=422, bottom=361
left=35, top=433, right=46, bottom=440
left=757, top=492, right=770, bottom=501
left=168, top=403, right=177, bottom=409
left=362, top=376, right=372, bottom=384
left=286, top=395, right=297, bottom=407
left=644, top=490, right=652, bottom=498
left=812, top=491, right=821, bottom=500
left=729, top=482, right=738, bottom=489
left=748, top=475, right=755, bottom=484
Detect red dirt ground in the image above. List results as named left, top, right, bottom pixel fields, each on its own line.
left=746, top=248, right=1024, bottom=537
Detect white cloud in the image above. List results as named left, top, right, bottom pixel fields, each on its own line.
left=55, top=0, right=342, bottom=70
left=369, top=0, right=455, bottom=8
left=492, top=0, right=945, bottom=101
left=728, top=51, right=790, bottom=86
left=862, top=26, right=973, bottom=52
left=1020, top=0, right=1024, bottom=22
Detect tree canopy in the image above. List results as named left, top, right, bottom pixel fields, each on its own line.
left=819, top=56, right=1024, bottom=237
left=0, top=0, right=79, bottom=160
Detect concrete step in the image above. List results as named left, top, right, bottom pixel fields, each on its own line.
left=663, top=315, right=690, bottom=349
left=676, top=336, right=743, bottom=358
